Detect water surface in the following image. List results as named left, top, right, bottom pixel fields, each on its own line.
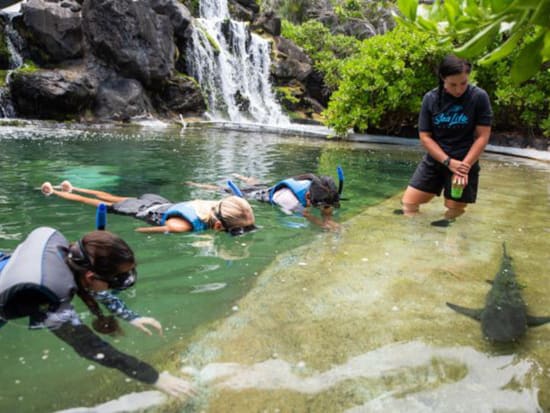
left=0, top=124, right=548, bottom=412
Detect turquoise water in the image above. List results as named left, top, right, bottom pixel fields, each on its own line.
left=0, top=124, right=418, bottom=412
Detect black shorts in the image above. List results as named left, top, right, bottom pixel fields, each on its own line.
left=110, top=194, right=171, bottom=216
left=409, top=155, right=480, bottom=203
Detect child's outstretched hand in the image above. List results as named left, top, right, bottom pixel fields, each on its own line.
left=130, top=316, right=163, bottom=336
left=41, top=182, right=53, bottom=196
left=60, top=180, right=73, bottom=192
left=154, top=371, right=197, bottom=398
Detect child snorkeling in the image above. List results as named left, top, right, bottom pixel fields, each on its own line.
left=41, top=181, right=256, bottom=236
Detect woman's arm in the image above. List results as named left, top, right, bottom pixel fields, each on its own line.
left=463, top=125, right=491, bottom=166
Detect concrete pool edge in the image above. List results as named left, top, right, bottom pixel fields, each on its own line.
left=195, top=121, right=550, bottom=162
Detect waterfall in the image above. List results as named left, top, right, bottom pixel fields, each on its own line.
left=186, top=0, right=288, bottom=125
left=0, top=12, right=24, bottom=118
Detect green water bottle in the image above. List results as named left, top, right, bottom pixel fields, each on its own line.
left=451, top=182, right=464, bottom=199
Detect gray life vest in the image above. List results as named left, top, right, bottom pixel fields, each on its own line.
left=0, top=227, right=76, bottom=322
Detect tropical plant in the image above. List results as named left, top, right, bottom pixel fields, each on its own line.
left=281, top=20, right=361, bottom=90
left=324, top=25, right=450, bottom=135
left=395, top=0, right=550, bottom=84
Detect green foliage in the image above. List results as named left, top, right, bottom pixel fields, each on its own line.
left=281, top=20, right=360, bottom=90
left=396, top=0, right=550, bottom=84
left=476, top=59, right=550, bottom=137
left=324, top=26, right=450, bottom=135
left=276, top=0, right=311, bottom=24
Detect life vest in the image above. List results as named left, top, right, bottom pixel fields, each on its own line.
left=269, top=178, right=311, bottom=207
left=160, top=202, right=208, bottom=231
left=0, top=227, right=76, bottom=322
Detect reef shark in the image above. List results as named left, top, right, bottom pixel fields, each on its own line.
left=447, top=243, right=550, bottom=343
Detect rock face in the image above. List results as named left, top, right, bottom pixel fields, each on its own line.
left=82, top=0, right=175, bottom=88
left=6, top=0, right=203, bottom=121
left=18, top=0, right=83, bottom=64
left=2, top=0, right=323, bottom=123
left=9, top=67, right=95, bottom=119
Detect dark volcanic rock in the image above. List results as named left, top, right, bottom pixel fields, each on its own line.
left=10, top=66, right=95, bottom=119
left=82, top=0, right=175, bottom=87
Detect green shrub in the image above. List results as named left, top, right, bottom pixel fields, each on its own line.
left=324, top=26, right=450, bottom=135
left=281, top=20, right=360, bottom=90
left=474, top=51, right=550, bottom=139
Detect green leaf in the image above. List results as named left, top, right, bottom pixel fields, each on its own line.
left=443, top=0, right=460, bottom=25
left=479, top=27, right=526, bottom=64
left=490, top=0, right=513, bottom=13
left=531, top=0, right=550, bottom=27
left=511, top=32, right=545, bottom=84
left=542, top=30, right=550, bottom=59
left=478, top=10, right=530, bottom=64
left=454, top=17, right=504, bottom=57
left=417, top=15, right=439, bottom=32
left=397, top=0, right=417, bottom=21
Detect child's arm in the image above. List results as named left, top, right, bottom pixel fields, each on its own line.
left=92, top=291, right=163, bottom=336
left=136, top=218, right=193, bottom=233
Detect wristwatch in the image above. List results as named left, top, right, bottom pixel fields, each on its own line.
left=442, top=156, right=451, bottom=168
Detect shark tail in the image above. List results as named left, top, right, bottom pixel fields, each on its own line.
left=446, top=302, right=483, bottom=321
left=526, top=315, right=550, bottom=327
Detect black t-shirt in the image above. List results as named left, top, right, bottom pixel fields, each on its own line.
left=418, top=85, right=492, bottom=159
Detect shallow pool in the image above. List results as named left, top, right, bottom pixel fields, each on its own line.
left=0, top=124, right=548, bottom=412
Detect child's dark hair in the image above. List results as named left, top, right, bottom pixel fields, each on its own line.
left=66, top=231, right=135, bottom=335
left=437, top=54, right=472, bottom=108
left=295, top=173, right=340, bottom=208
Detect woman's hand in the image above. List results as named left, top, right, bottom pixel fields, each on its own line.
left=130, top=317, right=163, bottom=336
left=154, top=371, right=197, bottom=398
left=452, top=174, right=468, bottom=188
left=449, top=159, right=470, bottom=178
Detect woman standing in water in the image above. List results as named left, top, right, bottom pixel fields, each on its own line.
left=399, top=54, right=493, bottom=226
left=0, top=227, right=195, bottom=398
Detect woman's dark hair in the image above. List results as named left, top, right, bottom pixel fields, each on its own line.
left=66, top=231, right=135, bottom=335
left=295, top=173, right=340, bottom=208
left=437, top=54, right=472, bottom=108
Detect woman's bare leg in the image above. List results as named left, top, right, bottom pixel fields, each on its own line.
left=444, top=198, right=467, bottom=219
left=401, top=186, right=436, bottom=216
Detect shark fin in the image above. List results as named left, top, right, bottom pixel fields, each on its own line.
left=446, top=302, right=483, bottom=321
left=526, top=315, right=550, bottom=327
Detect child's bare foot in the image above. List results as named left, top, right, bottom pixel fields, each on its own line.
left=231, top=173, right=258, bottom=185
left=41, top=182, right=53, bottom=196
left=60, top=180, right=73, bottom=192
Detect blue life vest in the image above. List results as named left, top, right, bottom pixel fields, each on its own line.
left=160, top=202, right=208, bottom=231
left=0, top=227, right=76, bottom=322
left=0, top=252, right=9, bottom=272
left=269, top=178, right=311, bottom=207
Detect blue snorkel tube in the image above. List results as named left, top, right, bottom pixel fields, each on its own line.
left=227, top=180, right=244, bottom=198
left=96, top=203, right=107, bottom=230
